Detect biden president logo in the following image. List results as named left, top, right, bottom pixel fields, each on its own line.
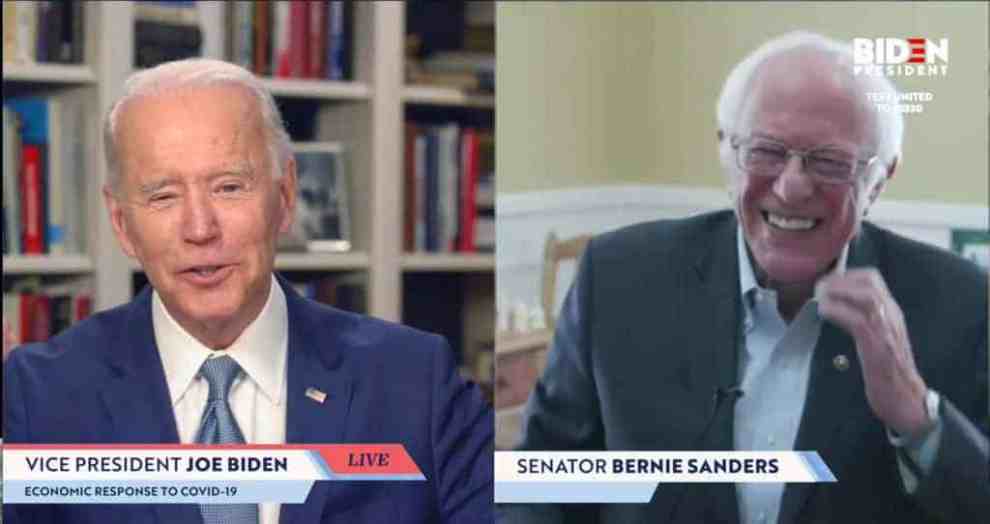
left=853, top=37, right=949, bottom=77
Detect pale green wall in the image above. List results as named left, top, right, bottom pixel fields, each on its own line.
left=497, top=2, right=989, bottom=205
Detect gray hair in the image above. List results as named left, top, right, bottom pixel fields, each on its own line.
left=103, top=58, right=292, bottom=192
left=716, top=30, right=904, bottom=173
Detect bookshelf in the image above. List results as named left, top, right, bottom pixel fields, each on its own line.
left=2, top=2, right=494, bottom=385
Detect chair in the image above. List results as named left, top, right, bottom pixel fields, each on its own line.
left=541, top=231, right=592, bottom=329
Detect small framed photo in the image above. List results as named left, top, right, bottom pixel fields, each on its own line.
left=951, top=228, right=990, bottom=269
left=283, top=142, right=352, bottom=253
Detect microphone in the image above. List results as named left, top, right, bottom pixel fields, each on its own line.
left=712, top=385, right=744, bottom=419
left=667, top=384, right=745, bottom=523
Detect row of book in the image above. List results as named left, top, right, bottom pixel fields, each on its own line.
left=405, top=1, right=494, bottom=92
left=225, top=0, right=353, bottom=80
left=3, top=284, right=92, bottom=345
left=2, top=0, right=85, bottom=65
left=134, top=0, right=203, bottom=69
left=3, top=94, right=87, bottom=256
left=403, top=124, right=495, bottom=254
left=287, top=273, right=366, bottom=315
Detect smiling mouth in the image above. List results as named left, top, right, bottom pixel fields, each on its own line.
left=179, top=264, right=235, bottom=286
left=762, top=211, right=820, bottom=231
left=189, top=266, right=222, bottom=276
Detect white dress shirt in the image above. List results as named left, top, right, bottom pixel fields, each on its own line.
left=733, top=228, right=940, bottom=524
left=153, top=276, right=288, bottom=524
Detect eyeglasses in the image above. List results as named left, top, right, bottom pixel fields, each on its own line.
left=730, top=135, right=877, bottom=185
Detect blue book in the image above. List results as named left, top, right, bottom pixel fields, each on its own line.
left=5, top=98, right=49, bottom=146
left=326, top=0, right=349, bottom=80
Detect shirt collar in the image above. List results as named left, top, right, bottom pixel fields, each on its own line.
left=153, top=275, right=288, bottom=407
left=736, top=225, right=849, bottom=310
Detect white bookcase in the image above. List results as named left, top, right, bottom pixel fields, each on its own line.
left=2, top=1, right=495, bottom=380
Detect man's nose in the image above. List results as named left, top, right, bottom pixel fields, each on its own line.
left=772, top=154, right=815, bottom=203
left=181, top=191, right=221, bottom=244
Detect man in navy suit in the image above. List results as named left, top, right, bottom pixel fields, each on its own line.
left=3, top=58, right=493, bottom=524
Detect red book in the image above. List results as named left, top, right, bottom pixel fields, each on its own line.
left=403, top=124, right=418, bottom=252
left=20, top=293, right=35, bottom=343
left=21, top=144, right=44, bottom=255
left=458, top=129, right=479, bottom=252
left=308, top=0, right=326, bottom=78
left=271, top=1, right=292, bottom=77
left=253, top=0, right=270, bottom=76
left=288, top=0, right=309, bottom=77
left=73, top=293, right=92, bottom=322
left=31, top=294, right=52, bottom=341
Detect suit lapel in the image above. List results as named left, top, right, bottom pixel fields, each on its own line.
left=778, top=231, right=880, bottom=524
left=656, top=214, right=742, bottom=524
left=97, top=288, right=204, bottom=524
left=279, top=278, right=354, bottom=524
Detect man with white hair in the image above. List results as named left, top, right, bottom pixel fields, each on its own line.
left=4, top=59, right=493, bottom=524
left=499, top=31, right=988, bottom=523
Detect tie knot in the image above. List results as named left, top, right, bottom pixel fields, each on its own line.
left=199, top=355, right=242, bottom=401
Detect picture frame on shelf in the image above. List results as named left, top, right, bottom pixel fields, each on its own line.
left=280, top=142, right=352, bottom=253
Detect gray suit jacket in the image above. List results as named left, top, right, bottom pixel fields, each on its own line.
left=498, top=210, right=988, bottom=524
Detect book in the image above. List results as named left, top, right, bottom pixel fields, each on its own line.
left=437, top=123, right=460, bottom=252
left=13, top=0, right=37, bottom=64
left=63, top=0, right=86, bottom=64
left=326, top=0, right=351, bottom=80
left=3, top=107, right=22, bottom=255
left=414, top=133, right=427, bottom=251
left=35, top=1, right=54, bottom=63
left=134, top=0, right=200, bottom=25
left=253, top=0, right=271, bottom=75
left=3, top=292, right=21, bottom=345
left=6, top=93, right=87, bottom=255
left=20, top=144, right=45, bottom=254
left=403, top=124, right=418, bottom=252
left=308, top=0, right=327, bottom=78
left=271, top=0, right=291, bottom=77
left=287, top=0, right=309, bottom=78
left=51, top=91, right=86, bottom=254
left=2, top=2, right=18, bottom=63
left=424, top=130, right=439, bottom=252
left=226, top=1, right=254, bottom=70
left=458, top=128, right=479, bottom=252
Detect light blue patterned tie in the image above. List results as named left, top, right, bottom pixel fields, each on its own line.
left=195, top=355, right=259, bottom=524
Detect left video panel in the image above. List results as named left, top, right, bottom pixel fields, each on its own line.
left=3, top=2, right=496, bottom=521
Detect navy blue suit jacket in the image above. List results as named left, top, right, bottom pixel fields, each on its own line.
left=4, top=276, right=493, bottom=523
left=499, top=211, right=988, bottom=524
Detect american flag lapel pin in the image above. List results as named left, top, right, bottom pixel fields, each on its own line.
left=305, top=387, right=327, bottom=404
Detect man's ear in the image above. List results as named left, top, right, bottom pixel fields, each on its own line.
left=863, top=155, right=901, bottom=216
left=103, top=184, right=138, bottom=258
left=867, top=155, right=899, bottom=206
left=277, top=156, right=297, bottom=235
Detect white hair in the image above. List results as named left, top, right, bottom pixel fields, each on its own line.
left=716, top=31, right=904, bottom=173
left=103, top=58, right=292, bottom=191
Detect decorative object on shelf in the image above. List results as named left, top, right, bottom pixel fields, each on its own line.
left=282, top=142, right=351, bottom=253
